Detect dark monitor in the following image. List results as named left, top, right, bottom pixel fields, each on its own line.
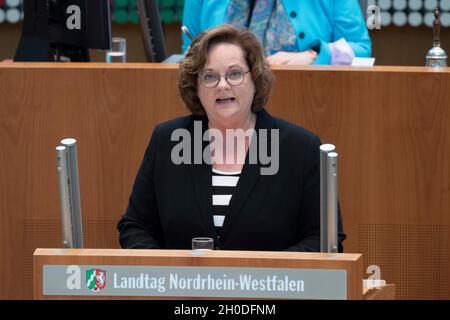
left=137, top=0, right=167, bottom=62
left=14, top=0, right=112, bottom=62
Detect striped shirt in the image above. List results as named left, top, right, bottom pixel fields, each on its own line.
left=212, top=168, right=241, bottom=237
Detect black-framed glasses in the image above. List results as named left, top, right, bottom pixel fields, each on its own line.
left=199, top=69, right=251, bottom=88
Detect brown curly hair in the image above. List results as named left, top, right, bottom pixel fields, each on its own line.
left=178, top=24, right=274, bottom=116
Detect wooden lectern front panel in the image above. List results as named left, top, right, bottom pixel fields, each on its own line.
left=33, top=249, right=363, bottom=300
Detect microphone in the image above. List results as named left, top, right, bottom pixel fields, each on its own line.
left=181, top=25, right=193, bottom=41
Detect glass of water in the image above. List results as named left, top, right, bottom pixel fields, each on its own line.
left=106, top=37, right=127, bottom=63
left=192, top=237, right=214, bottom=251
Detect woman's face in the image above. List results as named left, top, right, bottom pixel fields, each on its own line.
left=197, top=42, right=255, bottom=127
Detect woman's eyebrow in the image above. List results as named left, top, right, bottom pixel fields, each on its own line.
left=201, top=64, right=244, bottom=72
left=228, top=64, right=243, bottom=69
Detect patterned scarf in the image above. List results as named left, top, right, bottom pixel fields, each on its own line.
left=226, top=0, right=297, bottom=56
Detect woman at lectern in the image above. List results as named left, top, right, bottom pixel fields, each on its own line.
left=117, top=25, right=346, bottom=251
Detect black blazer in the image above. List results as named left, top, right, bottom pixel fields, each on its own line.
left=117, top=109, right=346, bottom=251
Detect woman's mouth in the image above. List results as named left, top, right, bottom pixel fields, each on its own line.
left=216, top=97, right=236, bottom=104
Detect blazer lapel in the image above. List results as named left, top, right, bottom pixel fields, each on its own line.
left=219, top=109, right=275, bottom=239
left=219, top=156, right=261, bottom=239
left=187, top=116, right=217, bottom=238
left=189, top=161, right=217, bottom=238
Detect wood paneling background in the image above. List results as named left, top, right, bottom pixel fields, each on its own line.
left=0, top=64, right=448, bottom=299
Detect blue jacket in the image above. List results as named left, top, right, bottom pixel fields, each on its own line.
left=182, top=0, right=372, bottom=65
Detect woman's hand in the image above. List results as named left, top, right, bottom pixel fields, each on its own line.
left=267, top=50, right=317, bottom=65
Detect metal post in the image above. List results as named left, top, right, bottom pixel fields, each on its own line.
left=327, top=152, right=339, bottom=253
left=320, top=144, right=336, bottom=252
left=56, top=146, right=73, bottom=248
left=60, top=138, right=84, bottom=248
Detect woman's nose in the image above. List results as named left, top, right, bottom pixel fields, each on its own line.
left=216, top=76, right=231, bottom=89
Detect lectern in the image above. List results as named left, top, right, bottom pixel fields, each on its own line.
left=34, top=249, right=365, bottom=300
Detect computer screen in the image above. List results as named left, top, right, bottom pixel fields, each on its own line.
left=15, top=0, right=112, bottom=62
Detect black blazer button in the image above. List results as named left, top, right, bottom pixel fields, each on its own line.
left=299, top=32, right=305, bottom=39
left=290, top=11, right=297, bottom=18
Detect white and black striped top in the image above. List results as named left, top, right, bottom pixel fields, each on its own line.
left=212, top=168, right=241, bottom=237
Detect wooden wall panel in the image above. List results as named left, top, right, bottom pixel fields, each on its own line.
left=0, top=64, right=448, bottom=299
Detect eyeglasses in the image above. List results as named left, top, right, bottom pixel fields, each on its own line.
left=199, top=69, right=251, bottom=88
